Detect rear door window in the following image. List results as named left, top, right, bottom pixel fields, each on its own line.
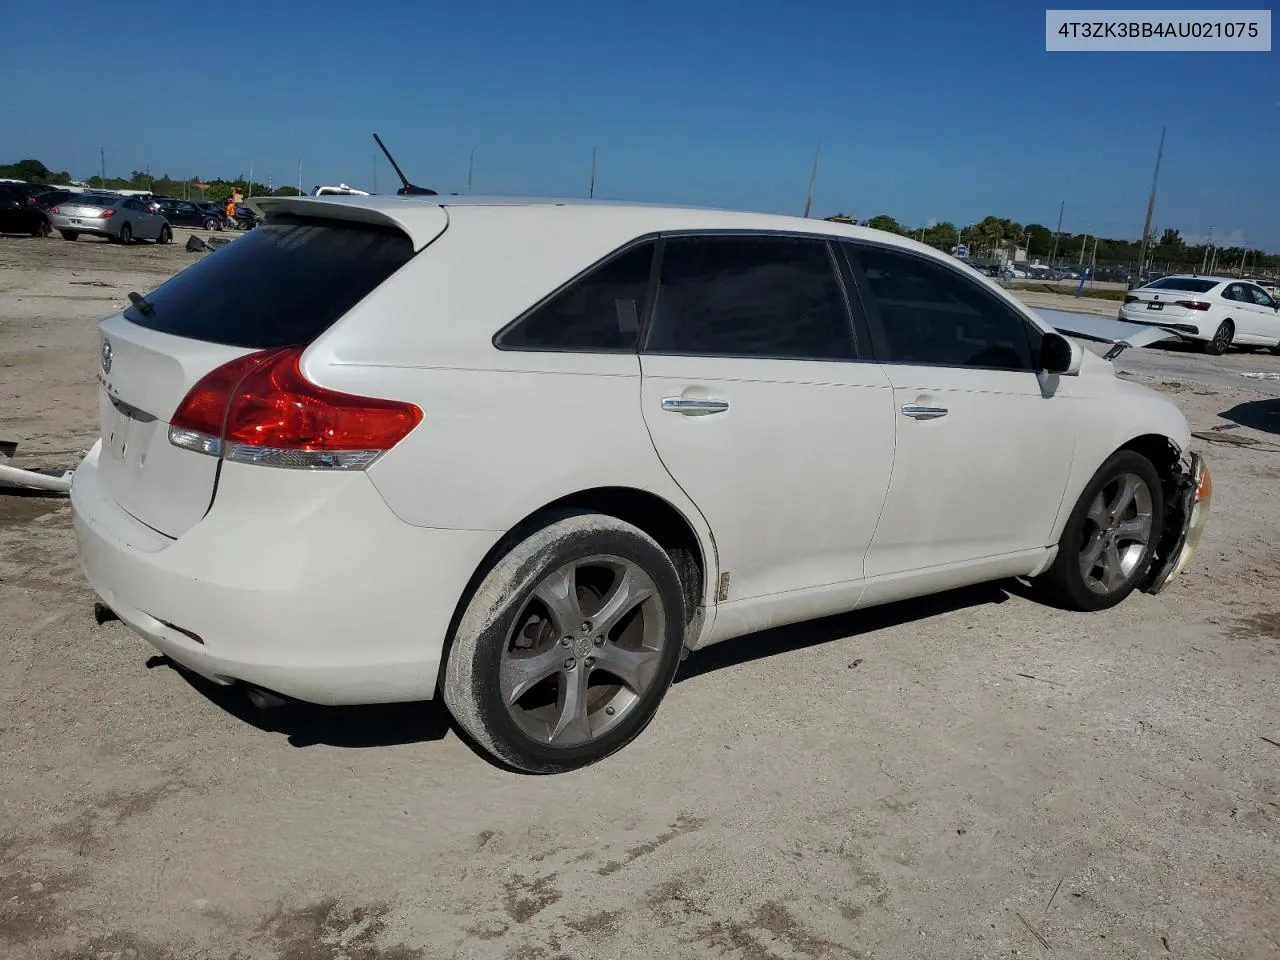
left=123, top=216, right=414, bottom=348
left=644, top=235, right=856, bottom=360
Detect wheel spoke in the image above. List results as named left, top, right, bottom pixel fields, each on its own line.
left=1108, top=475, right=1141, bottom=517
left=549, top=663, right=592, bottom=744
left=533, top=564, right=584, bottom=635
left=591, top=566, right=656, bottom=638
left=499, top=645, right=565, bottom=705
left=1114, top=514, right=1151, bottom=543
left=1086, top=493, right=1110, bottom=529
left=592, top=642, right=662, bottom=695
left=1100, top=542, right=1125, bottom=591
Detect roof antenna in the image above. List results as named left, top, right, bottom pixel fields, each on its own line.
left=372, top=133, right=438, bottom=196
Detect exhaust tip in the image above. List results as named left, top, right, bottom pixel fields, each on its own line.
left=245, top=686, right=288, bottom=710
left=93, top=602, right=119, bottom=625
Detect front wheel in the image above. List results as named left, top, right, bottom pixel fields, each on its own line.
left=156, top=224, right=172, bottom=245
left=1203, top=320, right=1233, bottom=356
left=443, top=513, right=686, bottom=773
left=1037, top=450, right=1164, bottom=611
left=117, top=223, right=133, bottom=244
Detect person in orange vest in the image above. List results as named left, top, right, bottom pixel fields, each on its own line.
left=223, top=194, right=236, bottom=224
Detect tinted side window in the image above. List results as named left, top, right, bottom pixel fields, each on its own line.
left=850, top=243, right=1036, bottom=371
left=1223, top=284, right=1242, bottom=301
left=497, top=241, right=654, bottom=352
left=646, top=236, right=854, bottom=359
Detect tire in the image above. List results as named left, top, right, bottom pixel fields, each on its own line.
left=443, top=513, right=686, bottom=773
left=117, top=223, right=133, bottom=244
left=1038, top=450, right=1165, bottom=612
left=1203, top=320, right=1233, bottom=355
left=203, top=218, right=218, bottom=231
left=156, top=224, right=172, bottom=245
left=59, top=230, right=78, bottom=241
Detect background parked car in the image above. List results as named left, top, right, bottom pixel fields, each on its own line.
left=0, top=185, right=53, bottom=236
left=158, top=200, right=224, bottom=231
left=50, top=194, right=173, bottom=244
left=1120, top=274, right=1280, bottom=354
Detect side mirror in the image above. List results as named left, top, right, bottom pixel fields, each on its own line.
left=1041, top=332, right=1082, bottom=375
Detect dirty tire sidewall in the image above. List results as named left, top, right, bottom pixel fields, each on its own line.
left=158, top=225, right=171, bottom=245
left=1044, top=450, right=1165, bottom=612
left=443, top=514, right=686, bottom=774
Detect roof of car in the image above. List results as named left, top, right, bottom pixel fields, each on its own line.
left=248, top=192, right=946, bottom=258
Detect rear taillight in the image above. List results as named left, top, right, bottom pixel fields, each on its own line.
left=1175, top=300, right=1211, bottom=311
left=98, top=209, right=114, bottom=219
left=168, top=348, right=422, bottom=469
left=1123, top=295, right=1139, bottom=304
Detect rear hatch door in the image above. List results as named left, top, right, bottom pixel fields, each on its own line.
left=96, top=204, right=442, bottom=538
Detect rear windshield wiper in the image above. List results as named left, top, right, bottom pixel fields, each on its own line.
left=128, top=291, right=155, bottom=317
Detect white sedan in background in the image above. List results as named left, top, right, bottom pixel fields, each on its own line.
left=1119, top=275, right=1280, bottom=355
left=71, top=196, right=1212, bottom=772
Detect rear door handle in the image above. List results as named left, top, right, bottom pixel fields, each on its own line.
left=901, top=404, right=948, bottom=420
left=662, top=397, right=729, bottom=416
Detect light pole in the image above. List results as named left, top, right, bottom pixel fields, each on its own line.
left=1201, top=226, right=1213, bottom=273
left=1079, top=224, right=1090, bottom=265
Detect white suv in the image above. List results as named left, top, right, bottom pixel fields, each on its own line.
left=71, top=196, right=1211, bottom=772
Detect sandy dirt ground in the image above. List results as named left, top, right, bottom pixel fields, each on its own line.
left=1, top=234, right=1277, bottom=960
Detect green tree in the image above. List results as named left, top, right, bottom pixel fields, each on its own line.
left=865, top=214, right=902, bottom=234
left=922, top=221, right=958, bottom=252
left=1025, top=224, right=1052, bottom=257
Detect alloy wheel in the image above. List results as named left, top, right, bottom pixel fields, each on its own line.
left=1078, top=472, right=1155, bottom=594
left=500, top=556, right=666, bottom=747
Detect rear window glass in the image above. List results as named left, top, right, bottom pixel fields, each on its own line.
left=123, top=216, right=414, bottom=348
left=1145, top=277, right=1218, bottom=293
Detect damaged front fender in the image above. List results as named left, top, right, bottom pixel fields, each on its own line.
left=1142, top=452, right=1212, bottom=594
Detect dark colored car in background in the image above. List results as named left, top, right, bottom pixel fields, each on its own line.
left=0, top=184, right=52, bottom=236
left=158, top=200, right=224, bottom=231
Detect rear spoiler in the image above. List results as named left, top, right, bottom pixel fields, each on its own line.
left=1034, top=308, right=1186, bottom=360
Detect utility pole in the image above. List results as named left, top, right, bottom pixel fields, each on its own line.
left=1049, top=199, right=1064, bottom=266
left=100, top=146, right=105, bottom=185
left=1079, top=224, right=1089, bottom=265
left=803, top=143, right=820, bottom=218
left=297, top=159, right=302, bottom=197
left=373, top=154, right=378, bottom=194
left=467, top=150, right=474, bottom=192
left=1201, top=226, right=1213, bottom=273
left=248, top=160, right=253, bottom=198
left=588, top=147, right=596, bottom=199
left=1135, top=126, right=1166, bottom=285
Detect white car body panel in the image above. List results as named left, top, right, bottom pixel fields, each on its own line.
left=71, top=196, right=1201, bottom=704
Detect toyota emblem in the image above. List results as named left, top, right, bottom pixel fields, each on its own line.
left=100, top=338, right=113, bottom=374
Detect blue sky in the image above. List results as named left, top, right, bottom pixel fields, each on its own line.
left=2, top=0, right=1276, bottom=247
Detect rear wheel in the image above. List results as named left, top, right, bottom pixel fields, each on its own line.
left=1037, top=450, right=1164, bottom=611
left=203, top=218, right=218, bottom=231
left=59, top=230, right=78, bottom=241
left=117, top=223, right=133, bottom=244
left=1203, top=320, right=1233, bottom=355
left=443, top=513, right=686, bottom=773
left=156, top=224, right=172, bottom=245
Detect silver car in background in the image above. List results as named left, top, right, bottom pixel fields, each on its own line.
left=50, top=194, right=173, bottom=245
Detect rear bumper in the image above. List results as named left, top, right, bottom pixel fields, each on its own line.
left=51, top=214, right=111, bottom=236
left=1116, top=307, right=1205, bottom=338
left=71, top=441, right=500, bottom=705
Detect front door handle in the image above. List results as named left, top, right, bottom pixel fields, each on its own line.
left=662, top=397, right=729, bottom=416
left=901, top=404, right=948, bottom=420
